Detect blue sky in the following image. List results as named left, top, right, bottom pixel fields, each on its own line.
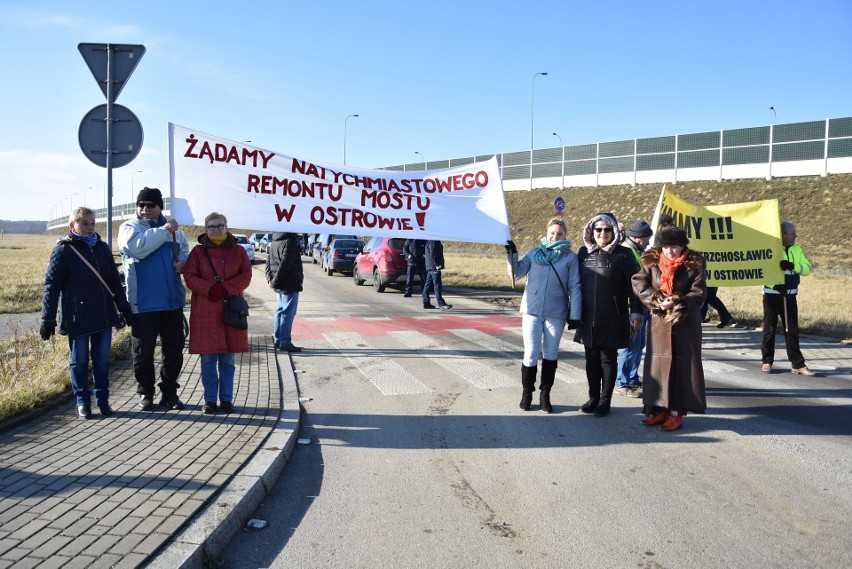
left=2, top=0, right=851, bottom=221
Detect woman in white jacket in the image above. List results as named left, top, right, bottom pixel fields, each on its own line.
left=506, top=217, right=582, bottom=412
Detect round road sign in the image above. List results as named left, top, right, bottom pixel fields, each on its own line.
left=78, top=103, right=143, bottom=168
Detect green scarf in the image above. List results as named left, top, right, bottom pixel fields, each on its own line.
left=533, top=238, right=572, bottom=265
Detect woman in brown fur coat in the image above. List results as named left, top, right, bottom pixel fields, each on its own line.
left=631, top=227, right=707, bottom=431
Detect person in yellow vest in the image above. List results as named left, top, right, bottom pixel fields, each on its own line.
left=761, top=221, right=816, bottom=376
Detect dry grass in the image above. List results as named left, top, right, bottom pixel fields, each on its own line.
left=0, top=234, right=59, bottom=314
left=0, top=327, right=131, bottom=423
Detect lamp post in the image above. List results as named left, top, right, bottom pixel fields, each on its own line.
left=552, top=132, right=564, bottom=188
left=530, top=72, right=548, bottom=190
left=414, top=151, right=426, bottom=168
left=131, top=170, right=143, bottom=204
left=769, top=106, right=776, bottom=123
left=344, top=114, right=359, bottom=165
left=69, top=193, right=79, bottom=214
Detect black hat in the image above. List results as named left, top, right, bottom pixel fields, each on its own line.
left=657, top=227, right=689, bottom=247
left=136, top=187, right=164, bottom=209
left=627, top=220, right=653, bottom=238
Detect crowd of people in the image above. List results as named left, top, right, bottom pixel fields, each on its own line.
left=39, top=187, right=815, bottom=427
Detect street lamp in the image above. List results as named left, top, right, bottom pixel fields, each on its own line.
left=69, top=193, right=79, bottom=214
left=131, top=170, right=143, bottom=203
left=552, top=132, right=564, bottom=188
left=530, top=72, right=548, bottom=190
left=414, top=151, right=426, bottom=168
left=769, top=106, right=776, bottom=123
left=344, top=114, right=359, bottom=165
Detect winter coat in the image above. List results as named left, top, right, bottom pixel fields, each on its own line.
left=632, top=248, right=707, bottom=414
left=41, top=233, right=129, bottom=338
left=117, top=213, right=189, bottom=314
left=511, top=246, right=582, bottom=321
left=266, top=233, right=304, bottom=294
left=403, top=239, right=426, bottom=267
left=763, top=241, right=811, bottom=296
left=183, top=234, right=252, bottom=354
left=424, top=241, right=445, bottom=272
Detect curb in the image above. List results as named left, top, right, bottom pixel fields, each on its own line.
left=147, top=350, right=301, bottom=568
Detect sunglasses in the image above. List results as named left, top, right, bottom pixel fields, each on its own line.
left=206, top=224, right=226, bottom=231
left=593, top=227, right=613, bottom=233
left=137, top=202, right=159, bottom=209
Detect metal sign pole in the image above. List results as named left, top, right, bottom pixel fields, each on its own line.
left=106, top=44, right=114, bottom=251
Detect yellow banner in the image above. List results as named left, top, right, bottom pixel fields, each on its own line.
left=653, top=187, right=784, bottom=287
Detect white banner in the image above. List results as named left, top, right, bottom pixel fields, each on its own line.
left=168, top=123, right=511, bottom=244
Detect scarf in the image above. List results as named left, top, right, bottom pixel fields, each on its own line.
left=533, top=238, right=572, bottom=265
left=658, top=248, right=689, bottom=294
left=207, top=234, right=228, bottom=246
left=70, top=230, right=98, bottom=248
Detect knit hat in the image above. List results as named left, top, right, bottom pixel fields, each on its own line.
left=657, top=227, right=689, bottom=247
left=136, top=187, right=164, bottom=209
left=627, top=220, right=653, bottom=238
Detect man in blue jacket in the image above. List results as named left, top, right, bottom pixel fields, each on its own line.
left=117, top=187, right=190, bottom=411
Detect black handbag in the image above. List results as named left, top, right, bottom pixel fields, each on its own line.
left=204, top=247, right=249, bottom=329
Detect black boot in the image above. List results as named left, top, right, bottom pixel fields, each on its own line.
left=594, top=366, right=617, bottom=417
left=539, top=359, right=557, bottom=413
left=519, top=364, right=537, bottom=410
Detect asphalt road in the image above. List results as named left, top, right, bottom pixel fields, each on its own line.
left=222, top=256, right=852, bottom=569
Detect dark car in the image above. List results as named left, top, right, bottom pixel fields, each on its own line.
left=353, top=236, right=413, bottom=292
left=321, top=239, right=365, bottom=276
left=312, top=233, right=358, bottom=265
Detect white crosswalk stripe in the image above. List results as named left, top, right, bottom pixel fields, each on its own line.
left=702, top=359, right=747, bottom=374
left=323, top=332, right=431, bottom=395
left=389, top=330, right=516, bottom=390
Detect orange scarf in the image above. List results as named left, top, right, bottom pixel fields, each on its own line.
left=658, top=248, right=689, bottom=294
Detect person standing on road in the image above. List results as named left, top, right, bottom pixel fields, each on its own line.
left=615, top=220, right=653, bottom=398
left=506, top=216, right=581, bottom=413
left=422, top=240, right=452, bottom=310
left=40, top=207, right=133, bottom=419
left=117, top=187, right=190, bottom=412
left=266, top=232, right=304, bottom=353
left=403, top=239, right=426, bottom=298
left=700, top=287, right=735, bottom=328
left=632, top=226, right=707, bottom=431
left=183, top=213, right=252, bottom=414
left=761, top=221, right=816, bottom=376
left=576, top=213, right=643, bottom=417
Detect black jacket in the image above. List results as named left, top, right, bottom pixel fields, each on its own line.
left=576, top=245, right=642, bottom=349
left=403, top=239, right=426, bottom=267
left=266, top=233, right=304, bottom=293
left=424, top=240, right=445, bottom=272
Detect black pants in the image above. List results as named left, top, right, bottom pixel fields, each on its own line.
left=584, top=346, right=618, bottom=403
left=701, top=286, right=733, bottom=322
left=761, top=294, right=805, bottom=368
left=405, top=262, right=426, bottom=294
left=131, top=309, right=185, bottom=397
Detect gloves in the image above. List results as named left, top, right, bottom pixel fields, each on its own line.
left=209, top=283, right=228, bottom=300
left=39, top=325, right=55, bottom=341
left=120, top=308, right=135, bottom=328
left=505, top=240, right=517, bottom=255
left=780, top=260, right=794, bottom=271
left=566, top=319, right=582, bottom=330
left=773, top=284, right=787, bottom=294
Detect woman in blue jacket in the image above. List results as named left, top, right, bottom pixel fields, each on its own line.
left=506, top=217, right=582, bottom=413
left=40, top=207, right=132, bottom=419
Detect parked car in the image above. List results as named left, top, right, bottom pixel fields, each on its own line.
left=312, top=233, right=358, bottom=265
left=248, top=232, right=267, bottom=250
left=353, top=237, right=412, bottom=292
left=257, top=233, right=273, bottom=253
left=232, top=233, right=256, bottom=263
left=321, top=238, right=365, bottom=276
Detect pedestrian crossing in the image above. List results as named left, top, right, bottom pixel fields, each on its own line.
left=299, top=314, right=749, bottom=396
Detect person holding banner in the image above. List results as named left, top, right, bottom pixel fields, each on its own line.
left=118, top=187, right=190, bottom=412
left=505, top=216, right=581, bottom=413
left=761, top=221, right=816, bottom=376
left=632, top=226, right=707, bottom=431
left=183, top=212, right=252, bottom=414
left=576, top=213, right=643, bottom=417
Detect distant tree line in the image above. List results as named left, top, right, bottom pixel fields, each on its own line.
left=0, top=219, right=47, bottom=234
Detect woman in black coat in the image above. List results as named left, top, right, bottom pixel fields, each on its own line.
left=576, top=213, right=643, bottom=416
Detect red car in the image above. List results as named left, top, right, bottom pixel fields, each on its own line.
left=353, top=237, right=414, bottom=292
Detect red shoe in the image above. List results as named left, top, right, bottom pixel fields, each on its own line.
left=659, top=415, right=683, bottom=431
left=642, top=411, right=668, bottom=426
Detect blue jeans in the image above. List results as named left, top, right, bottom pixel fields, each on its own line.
left=275, top=292, right=299, bottom=346
left=200, top=353, right=235, bottom=403
left=68, top=328, right=112, bottom=407
left=422, top=270, right=447, bottom=306
left=616, top=313, right=647, bottom=387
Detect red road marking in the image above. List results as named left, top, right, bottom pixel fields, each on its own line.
left=292, top=313, right=521, bottom=340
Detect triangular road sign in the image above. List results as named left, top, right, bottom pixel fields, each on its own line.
left=78, top=43, right=146, bottom=103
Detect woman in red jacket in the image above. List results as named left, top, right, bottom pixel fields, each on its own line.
left=183, top=212, right=252, bottom=414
